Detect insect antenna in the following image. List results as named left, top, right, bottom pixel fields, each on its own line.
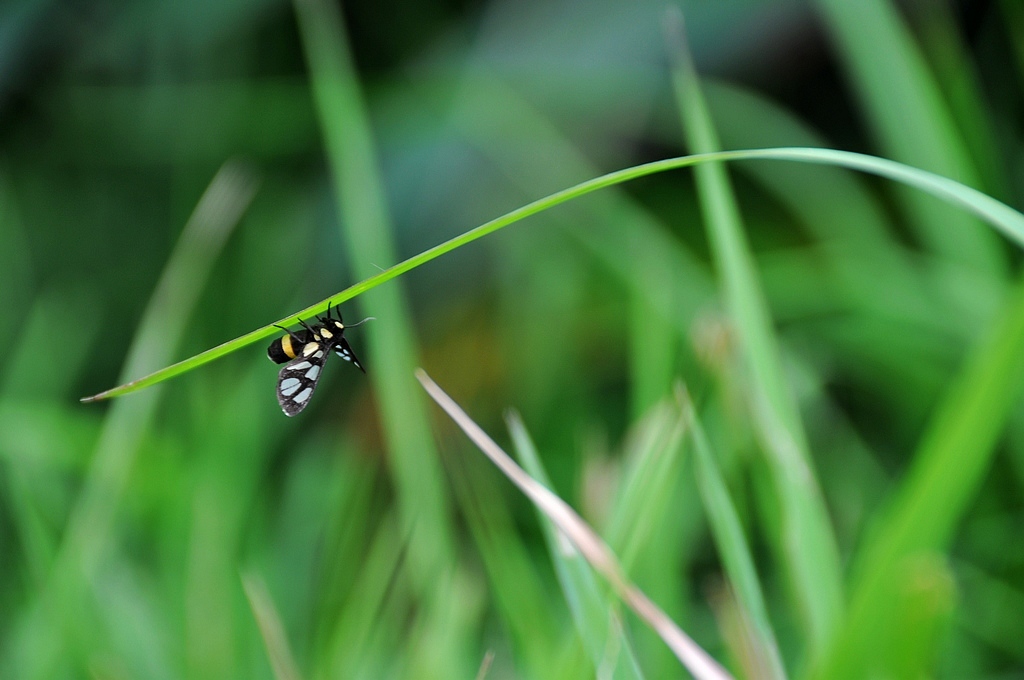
left=317, top=299, right=335, bottom=325
left=345, top=316, right=376, bottom=329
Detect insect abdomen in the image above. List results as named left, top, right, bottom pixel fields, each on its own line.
left=267, top=329, right=313, bottom=364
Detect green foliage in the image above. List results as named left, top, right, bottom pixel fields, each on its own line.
left=2, top=1, right=1023, bottom=678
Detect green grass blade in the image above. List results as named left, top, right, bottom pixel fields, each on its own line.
left=917, top=3, right=1008, bottom=201
left=682, top=388, right=786, bottom=680
left=445, top=442, right=561, bottom=677
left=417, top=369, right=734, bottom=680
left=292, top=0, right=455, bottom=588
left=507, top=410, right=646, bottom=680
left=243, top=572, right=304, bottom=680
left=814, top=276, right=1024, bottom=679
left=955, top=562, right=1024, bottom=661
left=183, top=367, right=283, bottom=679
left=0, top=402, right=101, bottom=592
left=604, top=399, right=686, bottom=572
left=598, top=396, right=695, bottom=679
left=667, top=13, right=842, bottom=655
left=315, top=513, right=407, bottom=680
left=82, top=148, right=1024, bottom=402
left=813, top=0, right=1004, bottom=273
left=3, top=289, right=100, bottom=400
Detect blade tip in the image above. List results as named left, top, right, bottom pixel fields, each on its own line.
left=80, top=389, right=114, bottom=403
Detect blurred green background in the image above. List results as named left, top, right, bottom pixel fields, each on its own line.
left=2, top=0, right=1023, bottom=677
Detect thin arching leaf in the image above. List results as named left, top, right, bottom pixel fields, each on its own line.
left=82, top=148, right=1024, bottom=402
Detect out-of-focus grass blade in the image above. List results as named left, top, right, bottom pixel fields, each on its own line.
left=302, top=454, right=379, bottom=668
left=628, top=296, right=680, bottom=419
left=508, top=410, right=645, bottom=680
left=445, top=443, right=561, bottom=677
left=416, top=369, right=734, bottom=680
left=698, top=80, right=935, bottom=325
left=82, top=146, right=1024, bottom=402
left=813, top=0, right=1004, bottom=274
left=0, top=401, right=101, bottom=591
left=314, top=513, right=408, bottom=680
left=292, top=0, right=454, bottom=589
left=474, top=650, right=495, bottom=680
left=1, top=291, right=102, bottom=599
left=955, top=562, right=1024, bottom=661
left=243, top=571, right=304, bottom=680
left=681, top=387, right=786, bottom=680
left=94, top=561, right=176, bottom=680
left=597, top=395, right=694, bottom=679
left=265, top=439, right=376, bottom=671
left=3, top=289, right=99, bottom=400
left=917, top=3, right=1007, bottom=200
left=604, top=399, right=686, bottom=571
left=667, top=11, right=842, bottom=656
left=65, top=161, right=258, bottom=575
left=182, top=367, right=284, bottom=679
left=8, top=161, right=257, bottom=680
left=815, top=277, right=1024, bottom=678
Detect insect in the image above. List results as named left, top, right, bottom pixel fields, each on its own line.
left=267, top=304, right=370, bottom=416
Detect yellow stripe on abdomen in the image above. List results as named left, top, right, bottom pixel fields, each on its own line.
left=281, top=334, right=296, bottom=359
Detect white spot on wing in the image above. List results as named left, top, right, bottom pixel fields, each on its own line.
left=303, top=343, right=318, bottom=356
left=293, top=387, right=313, bottom=403
left=290, top=361, right=311, bottom=371
left=280, top=378, right=301, bottom=396
left=312, top=350, right=324, bottom=359
left=305, top=365, right=320, bottom=380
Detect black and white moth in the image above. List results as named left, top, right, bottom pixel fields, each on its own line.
left=267, top=305, right=369, bottom=416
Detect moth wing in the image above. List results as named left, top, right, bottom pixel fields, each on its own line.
left=276, top=342, right=330, bottom=416
left=334, top=337, right=365, bottom=373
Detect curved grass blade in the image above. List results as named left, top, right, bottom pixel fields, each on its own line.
left=82, top=147, right=1024, bottom=402
left=416, top=369, right=733, bottom=680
